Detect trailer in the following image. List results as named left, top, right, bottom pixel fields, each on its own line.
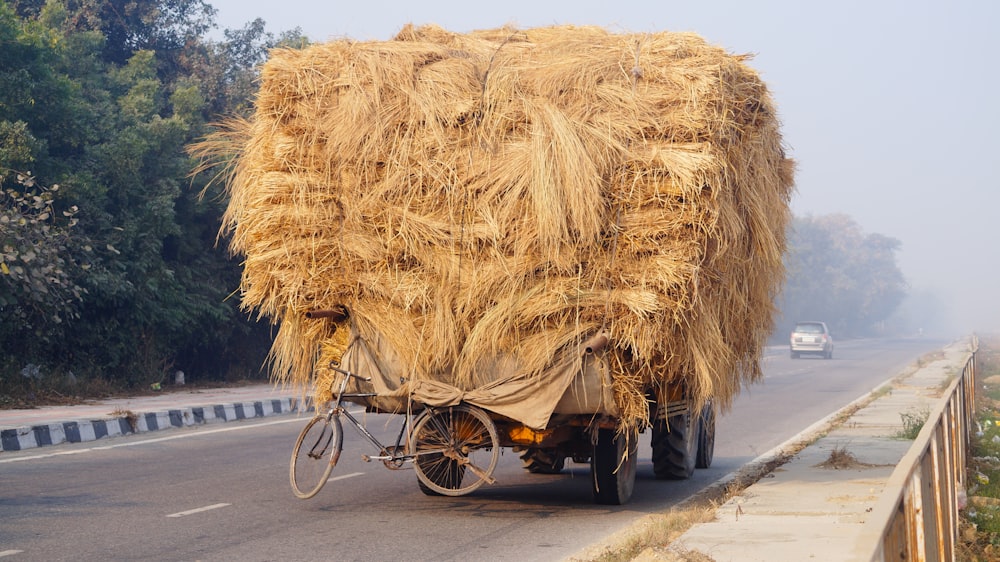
left=196, top=24, right=793, bottom=505
left=300, top=307, right=715, bottom=504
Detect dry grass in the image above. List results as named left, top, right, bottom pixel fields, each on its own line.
left=814, top=444, right=880, bottom=470
left=109, top=407, right=139, bottom=431
left=895, top=407, right=930, bottom=440
left=579, top=510, right=718, bottom=562
left=191, top=24, right=793, bottom=430
left=573, top=449, right=796, bottom=562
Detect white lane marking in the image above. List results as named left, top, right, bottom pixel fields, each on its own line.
left=166, top=503, right=231, bottom=518
left=0, top=417, right=304, bottom=464
left=329, top=472, right=364, bottom=482
left=0, top=551, right=24, bottom=557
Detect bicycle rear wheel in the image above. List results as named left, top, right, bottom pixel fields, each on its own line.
left=412, top=404, right=499, bottom=496
left=290, top=414, right=343, bottom=499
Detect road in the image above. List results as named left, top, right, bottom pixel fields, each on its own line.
left=0, top=337, right=948, bottom=561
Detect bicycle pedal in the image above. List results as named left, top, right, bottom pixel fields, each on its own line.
left=361, top=454, right=372, bottom=462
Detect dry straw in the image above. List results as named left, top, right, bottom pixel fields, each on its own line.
left=192, top=24, right=794, bottom=430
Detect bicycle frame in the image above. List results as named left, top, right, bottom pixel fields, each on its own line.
left=325, top=362, right=429, bottom=465
left=292, top=360, right=500, bottom=498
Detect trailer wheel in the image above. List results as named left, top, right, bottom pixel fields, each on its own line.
left=651, top=404, right=700, bottom=479
left=412, top=404, right=498, bottom=496
left=415, top=458, right=465, bottom=496
left=520, top=448, right=566, bottom=474
left=695, top=403, right=715, bottom=469
left=591, top=428, right=637, bottom=505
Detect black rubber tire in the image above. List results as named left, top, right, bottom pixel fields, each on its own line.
left=790, top=351, right=799, bottom=359
left=412, top=404, right=499, bottom=496
left=651, top=404, right=700, bottom=480
left=591, top=428, right=638, bottom=505
left=695, top=404, right=716, bottom=469
left=520, top=448, right=566, bottom=474
left=415, top=458, right=464, bottom=496
left=290, top=414, right=342, bottom=499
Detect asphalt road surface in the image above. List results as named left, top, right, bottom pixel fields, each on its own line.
left=0, top=336, right=949, bottom=561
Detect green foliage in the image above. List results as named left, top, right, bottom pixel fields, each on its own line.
left=45, top=0, right=217, bottom=75
left=778, top=214, right=907, bottom=337
left=0, top=120, right=40, bottom=165
left=0, top=0, right=302, bottom=396
left=0, top=169, right=87, bottom=327
left=967, top=413, right=1000, bottom=550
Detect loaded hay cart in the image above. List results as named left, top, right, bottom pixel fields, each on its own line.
left=194, top=24, right=794, bottom=505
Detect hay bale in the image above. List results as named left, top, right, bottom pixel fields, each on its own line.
left=196, top=24, right=794, bottom=429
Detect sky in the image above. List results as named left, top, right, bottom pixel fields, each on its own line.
left=207, top=0, right=1000, bottom=335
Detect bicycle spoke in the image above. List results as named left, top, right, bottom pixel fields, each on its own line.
left=454, top=416, right=488, bottom=449
left=308, top=429, right=333, bottom=459
left=425, top=414, right=451, bottom=445
left=412, top=405, right=499, bottom=496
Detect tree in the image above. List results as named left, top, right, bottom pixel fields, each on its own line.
left=0, top=0, right=319, bottom=401
left=181, top=18, right=307, bottom=117
left=49, top=0, right=216, bottom=78
left=778, top=214, right=907, bottom=337
left=0, top=1, right=285, bottom=392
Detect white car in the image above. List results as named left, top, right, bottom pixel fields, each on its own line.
left=790, top=321, right=833, bottom=359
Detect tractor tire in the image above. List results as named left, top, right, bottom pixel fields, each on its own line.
left=591, top=428, right=637, bottom=505
left=695, top=403, right=716, bottom=469
left=651, top=403, right=700, bottom=480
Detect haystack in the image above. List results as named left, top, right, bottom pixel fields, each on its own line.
left=196, top=24, right=794, bottom=430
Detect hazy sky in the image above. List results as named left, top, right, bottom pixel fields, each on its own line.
left=208, top=0, right=999, bottom=334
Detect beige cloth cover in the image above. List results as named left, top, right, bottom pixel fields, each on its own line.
left=336, top=326, right=618, bottom=430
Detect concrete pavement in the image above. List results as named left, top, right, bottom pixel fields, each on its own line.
left=0, top=383, right=303, bottom=452
left=574, top=339, right=972, bottom=561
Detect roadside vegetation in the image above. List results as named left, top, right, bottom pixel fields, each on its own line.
left=959, top=334, right=1000, bottom=561
left=0, top=1, right=304, bottom=407
left=894, top=406, right=930, bottom=440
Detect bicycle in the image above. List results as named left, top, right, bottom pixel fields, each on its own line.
left=289, top=362, right=500, bottom=499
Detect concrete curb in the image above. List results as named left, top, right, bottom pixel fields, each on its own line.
left=0, top=397, right=304, bottom=452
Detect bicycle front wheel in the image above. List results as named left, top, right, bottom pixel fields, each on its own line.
left=413, top=404, right=499, bottom=496
left=290, top=414, right=343, bottom=499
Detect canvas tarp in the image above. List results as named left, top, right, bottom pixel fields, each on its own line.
left=332, top=324, right=617, bottom=429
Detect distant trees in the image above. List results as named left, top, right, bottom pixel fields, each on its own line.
left=777, top=214, right=907, bottom=338
left=0, top=1, right=305, bottom=396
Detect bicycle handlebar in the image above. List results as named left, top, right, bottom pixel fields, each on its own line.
left=305, top=306, right=349, bottom=321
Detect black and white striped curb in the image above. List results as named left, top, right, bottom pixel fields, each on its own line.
left=0, top=397, right=307, bottom=452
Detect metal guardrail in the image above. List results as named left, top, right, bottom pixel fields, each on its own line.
left=858, top=337, right=978, bottom=561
